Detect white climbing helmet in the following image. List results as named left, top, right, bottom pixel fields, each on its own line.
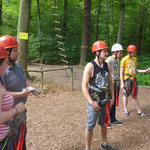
left=111, top=43, right=123, bottom=52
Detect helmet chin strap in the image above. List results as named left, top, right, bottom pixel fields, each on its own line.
left=96, top=50, right=105, bottom=77
left=114, top=52, right=118, bottom=60
left=129, top=52, right=132, bottom=58
left=8, top=48, right=15, bottom=64
left=96, top=50, right=101, bottom=66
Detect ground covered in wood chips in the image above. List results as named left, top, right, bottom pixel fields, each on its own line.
left=26, top=65, right=150, bottom=150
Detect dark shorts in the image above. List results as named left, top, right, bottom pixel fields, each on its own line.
left=124, top=79, right=138, bottom=97
left=86, top=103, right=106, bottom=130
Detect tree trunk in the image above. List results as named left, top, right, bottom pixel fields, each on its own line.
left=0, top=0, right=2, bottom=26
left=37, top=0, right=41, bottom=34
left=137, top=0, right=148, bottom=56
left=117, top=0, right=125, bottom=43
left=105, top=0, right=109, bottom=47
left=96, top=0, right=101, bottom=41
left=80, top=0, right=91, bottom=66
left=111, top=0, right=115, bottom=43
left=63, top=0, right=68, bottom=37
left=17, top=0, right=31, bottom=77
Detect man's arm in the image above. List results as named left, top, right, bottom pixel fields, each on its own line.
left=82, top=63, right=100, bottom=111
left=136, top=68, right=150, bottom=73
left=120, top=67, right=125, bottom=89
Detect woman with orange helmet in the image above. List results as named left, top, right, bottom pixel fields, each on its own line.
left=0, top=46, right=26, bottom=150
left=0, top=35, right=31, bottom=150
left=0, top=35, right=19, bottom=63
left=82, top=41, right=118, bottom=150
left=120, top=44, right=150, bottom=118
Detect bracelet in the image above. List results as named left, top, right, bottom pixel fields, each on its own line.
left=13, top=107, right=18, bottom=114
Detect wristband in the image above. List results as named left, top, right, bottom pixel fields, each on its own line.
left=13, top=107, right=18, bottom=114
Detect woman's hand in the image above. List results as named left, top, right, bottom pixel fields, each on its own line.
left=21, top=87, right=30, bottom=97
left=14, top=102, right=25, bottom=113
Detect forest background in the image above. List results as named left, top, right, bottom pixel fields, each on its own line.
left=0, top=0, right=150, bottom=85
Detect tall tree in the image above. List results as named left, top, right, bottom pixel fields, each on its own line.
left=63, top=0, right=68, bottom=37
left=0, top=0, right=2, bottom=26
left=96, top=0, right=101, bottom=41
left=105, top=0, right=109, bottom=47
left=117, top=0, right=125, bottom=43
left=37, top=0, right=41, bottom=34
left=111, top=0, right=115, bottom=43
left=80, top=0, right=91, bottom=66
left=137, top=0, right=149, bottom=56
left=18, top=0, right=31, bottom=76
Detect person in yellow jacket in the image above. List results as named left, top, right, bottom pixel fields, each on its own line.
left=120, top=45, right=150, bottom=118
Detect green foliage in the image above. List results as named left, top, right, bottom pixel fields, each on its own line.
left=28, top=33, right=61, bottom=64
left=1, top=0, right=150, bottom=86
left=136, top=54, right=150, bottom=86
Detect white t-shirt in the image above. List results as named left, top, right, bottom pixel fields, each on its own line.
left=105, top=56, right=120, bottom=80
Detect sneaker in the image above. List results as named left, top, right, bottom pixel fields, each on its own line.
left=124, top=110, right=129, bottom=116
left=111, top=120, right=122, bottom=126
left=107, top=124, right=112, bottom=129
left=85, top=148, right=91, bottom=150
left=138, top=112, right=148, bottom=119
left=101, top=143, right=119, bottom=150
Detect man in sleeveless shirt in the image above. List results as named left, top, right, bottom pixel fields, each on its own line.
left=82, top=41, right=118, bottom=150
left=105, top=43, right=123, bottom=128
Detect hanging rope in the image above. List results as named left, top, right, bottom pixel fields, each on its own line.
left=52, top=0, right=68, bottom=64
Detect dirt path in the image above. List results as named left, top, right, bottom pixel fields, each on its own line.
left=26, top=65, right=150, bottom=150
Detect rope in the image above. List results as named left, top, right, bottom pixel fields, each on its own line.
left=52, top=0, right=68, bottom=64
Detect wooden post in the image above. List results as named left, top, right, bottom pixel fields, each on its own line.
left=71, top=67, right=74, bottom=90
left=40, top=59, right=43, bottom=90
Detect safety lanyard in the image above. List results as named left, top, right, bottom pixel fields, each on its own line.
left=104, top=102, right=111, bottom=127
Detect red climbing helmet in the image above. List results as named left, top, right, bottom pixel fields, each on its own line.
left=0, top=35, right=19, bottom=49
left=0, top=46, right=8, bottom=59
left=92, top=40, right=108, bottom=53
left=127, top=45, right=136, bottom=52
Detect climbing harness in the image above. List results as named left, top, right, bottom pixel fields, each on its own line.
left=124, top=73, right=137, bottom=99
left=16, top=124, right=26, bottom=150
left=4, top=111, right=26, bottom=150
left=90, top=85, right=111, bottom=127
left=0, top=135, right=11, bottom=150
left=90, top=85, right=110, bottom=107
left=114, top=79, right=120, bottom=106
left=104, top=102, right=111, bottom=127
left=131, top=78, right=136, bottom=99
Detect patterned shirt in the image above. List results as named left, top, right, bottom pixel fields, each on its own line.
left=106, top=56, right=120, bottom=80
left=120, top=56, right=137, bottom=80
left=89, top=61, right=109, bottom=100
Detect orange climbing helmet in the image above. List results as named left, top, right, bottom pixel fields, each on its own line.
left=127, top=45, right=136, bottom=52
left=92, top=40, right=108, bottom=53
left=0, top=46, right=8, bottom=59
left=0, top=35, right=19, bottom=49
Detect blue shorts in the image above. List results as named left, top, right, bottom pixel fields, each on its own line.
left=86, top=103, right=106, bottom=130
